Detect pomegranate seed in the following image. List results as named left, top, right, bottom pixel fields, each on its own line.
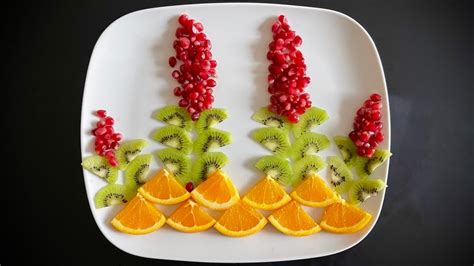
left=349, top=131, right=358, bottom=142
left=357, top=147, right=366, bottom=156
left=172, top=70, right=181, bottom=79
left=105, top=151, right=115, bottom=159
left=96, top=110, right=107, bottom=118
left=112, top=133, right=122, bottom=141
left=94, top=127, right=107, bottom=136
left=355, top=139, right=364, bottom=147
left=375, top=131, right=384, bottom=142
left=371, top=102, right=383, bottom=110
left=110, top=141, right=120, bottom=150
left=169, top=56, right=177, bottom=67
left=191, top=112, right=200, bottom=120
left=370, top=93, right=382, bottom=101
left=207, top=79, right=216, bottom=87
left=293, top=35, right=302, bottom=47
left=288, top=113, right=299, bottom=123
left=271, top=21, right=280, bottom=33
left=365, top=148, right=375, bottom=157
left=278, top=15, right=287, bottom=23
left=178, top=14, right=189, bottom=25
left=96, top=121, right=106, bottom=128
left=364, top=100, right=374, bottom=108
left=104, top=117, right=114, bottom=125
left=173, top=87, right=183, bottom=96
left=194, top=22, right=204, bottom=32
left=360, top=131, right=370, bottom=142
left=109, top=158, right=119, bottom=167
left=185, top=182, right=194, bottom=192
left=105, top=126, right=114, bottom=134
left=179, top=98, right=189, bottom=107
left=371, top=111, right=381, bottom=121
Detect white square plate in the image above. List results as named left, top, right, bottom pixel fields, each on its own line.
left=81, top=3, right=390, bottom=263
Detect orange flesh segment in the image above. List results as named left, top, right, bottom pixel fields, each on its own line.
left=291, top=175, right=337, bottom=207
left=214, top=201, right=267, bottom=236
left=167, top=199, right=215, bottom=232
left=242, top=176, right=291, bottom=210
left=138, top=169, right=190, bottom=204
left=191, top=170, right=239, bottom=210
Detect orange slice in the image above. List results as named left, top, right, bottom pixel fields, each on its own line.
left=290, top=175, right=338, bottom=207
left=268, top=200, right=321, bottom=236
left=190, top=170, right=239, bottom=210
left=111, top=193, right=166, bottom=235
left=214, top=201, right=267, bottom=237
left=166, top=199, right=216, bottom=233
left=138, top=169, right=190, bottom=205
left=320, top=201, right=372, bottom=233
left=242, top=175, right=291, bottom=210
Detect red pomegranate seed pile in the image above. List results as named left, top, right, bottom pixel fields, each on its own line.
left=92, top=109, right=122, bottom=166
left=266, top=15, right=312, bottom=123
left=349, top=94, right=384, bottom=158
left=169, top=14, right=217, bottom=120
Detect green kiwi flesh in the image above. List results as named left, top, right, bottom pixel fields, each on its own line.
left=348, top=178, right=386, bottom=205
left=251, top=107, right=290, bottom=129
left=156, top=148, right=191, bottom=185
left=292, top=107, right=329, bottom=137
left=334, top=136, right=358, bottom=167
left=124, top=154, right=152, bottom=188
left=94, top=184, right=135, bottom=209
left=154, top=105, right=192, bottom=131
left=356, top=149, right=392, bottom=178
left=193, top=128, right=232, bottom=155
left=252, top=127, right=291, bottom=156
left=327, top=156, right=354, bottom=193
left=255, top=155, right=293, bottom=186
left=152, top=126, right=192, bottom=154
left=115, top=139, right=148, bottom=170
left=190, top=152, right=228, bottom=184
left=195, top=108, right=228, bottom=132
left=81, top=155, right=118, bottom=184
left=291, top=132, right=330, bottom=160
left=293, top=155, right=326, bottom=185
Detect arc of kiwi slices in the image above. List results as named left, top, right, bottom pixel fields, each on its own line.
left=115, top=139, right=148, bottom=170
left=82, top=155, right=118, bottom=184
left=291, top=132, right=330, bottom=160
left=355, top=149, right=392, bottom=179
left=193, top=128, right=232, bottom=155
left=124, top=154, right=152, bottom=188
left=251, top=107, right=290, bottom=130
left=293, top=155, right=326, bottom=185
left=153, top=126, right=193, bottom=154
left=348, top=178, right=386, bottom=205
left=252, top=127, right=291, bottom=156
left=327, top=156, right=354, bottom=193
left=190, top=152, right=228, bottom=184
left=195, top=108, right=228, bottom=132
left=156, top=148, right=191, bottom=185
left=154, top=105, right=193, bottom=131
left=94, top=184, right=135, bottom=209
left=255, top=155, right=293, bottom=186
left=292, top=107, right=329, bottom=137
left=334, top=136, right=358, bottom=167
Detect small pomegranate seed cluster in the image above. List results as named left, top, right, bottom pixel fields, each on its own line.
left=349, top=94, right=384, bottom=158
left=92, top=109, right=122, bottom=166
left=170, top=14, right=217, bottom=121
left=266, top=15, right=312, bottom=123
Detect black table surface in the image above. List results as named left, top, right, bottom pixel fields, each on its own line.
left=5, top=0, right=472, bottom=265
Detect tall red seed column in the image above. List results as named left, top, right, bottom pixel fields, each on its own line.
left=266, top=15, right=312, bottom=123
left=169, top=14, right=217, bottom=120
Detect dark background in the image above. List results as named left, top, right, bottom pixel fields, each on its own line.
left=4, top=0, right=472, bottom=265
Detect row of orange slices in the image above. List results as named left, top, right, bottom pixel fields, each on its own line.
left=111, top=169, right=372, bottom=236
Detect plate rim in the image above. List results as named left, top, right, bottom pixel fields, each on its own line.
left=80, top=2, right=390, bottom=262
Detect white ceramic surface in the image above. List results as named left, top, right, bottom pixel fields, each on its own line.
left=81, top=3, right=390, bottom=262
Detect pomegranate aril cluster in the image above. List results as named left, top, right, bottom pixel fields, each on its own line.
left=266, top=15, right=312, bottom=123
left=170, top=14, right=217, bottom=121
left=92, top=109, right=122, bottom=166
left=349, top=94, right=384, bottom=158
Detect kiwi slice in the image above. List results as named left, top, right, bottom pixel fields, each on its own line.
left=255, top=155, right=293, bottom=186
left=293, top=155, right=326, bottom=184
left=291, top=132, right=330, bottom=160
left=195, top=108, right=228, bottom=132
left=348, top=178, right=386, bottom=205
left=154, top=105, right=193, bottom=131
left=252, top=127, right=291, bottom=156
left=116, top=139, right=148, bottom=170
left=327, top=156, right=354, bottom=193
left=251, top=107, right=290, bottom=130
left=334, top=136, right=358, bottom=167
left=124, top=154, right=152, bottom=188
left=156, top=148, right=191, bottom=185
left=81, top=155, right=118, bottom=184
left=356, top=149, right=392, bottom=178
left=153, top=126, right=192, bottom=154
left=193, top=128, right=232, bottom=155
left=190, top=152, right=228, bottom=183
left=292, top=107, right=329, bottom=137
left=94, top=184, right=135, bottom=209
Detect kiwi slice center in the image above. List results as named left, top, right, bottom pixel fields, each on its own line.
left=104, top=193, right=128, bottom=207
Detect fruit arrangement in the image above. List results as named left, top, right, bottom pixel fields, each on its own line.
left=81, top=14, right=392, bottom=238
